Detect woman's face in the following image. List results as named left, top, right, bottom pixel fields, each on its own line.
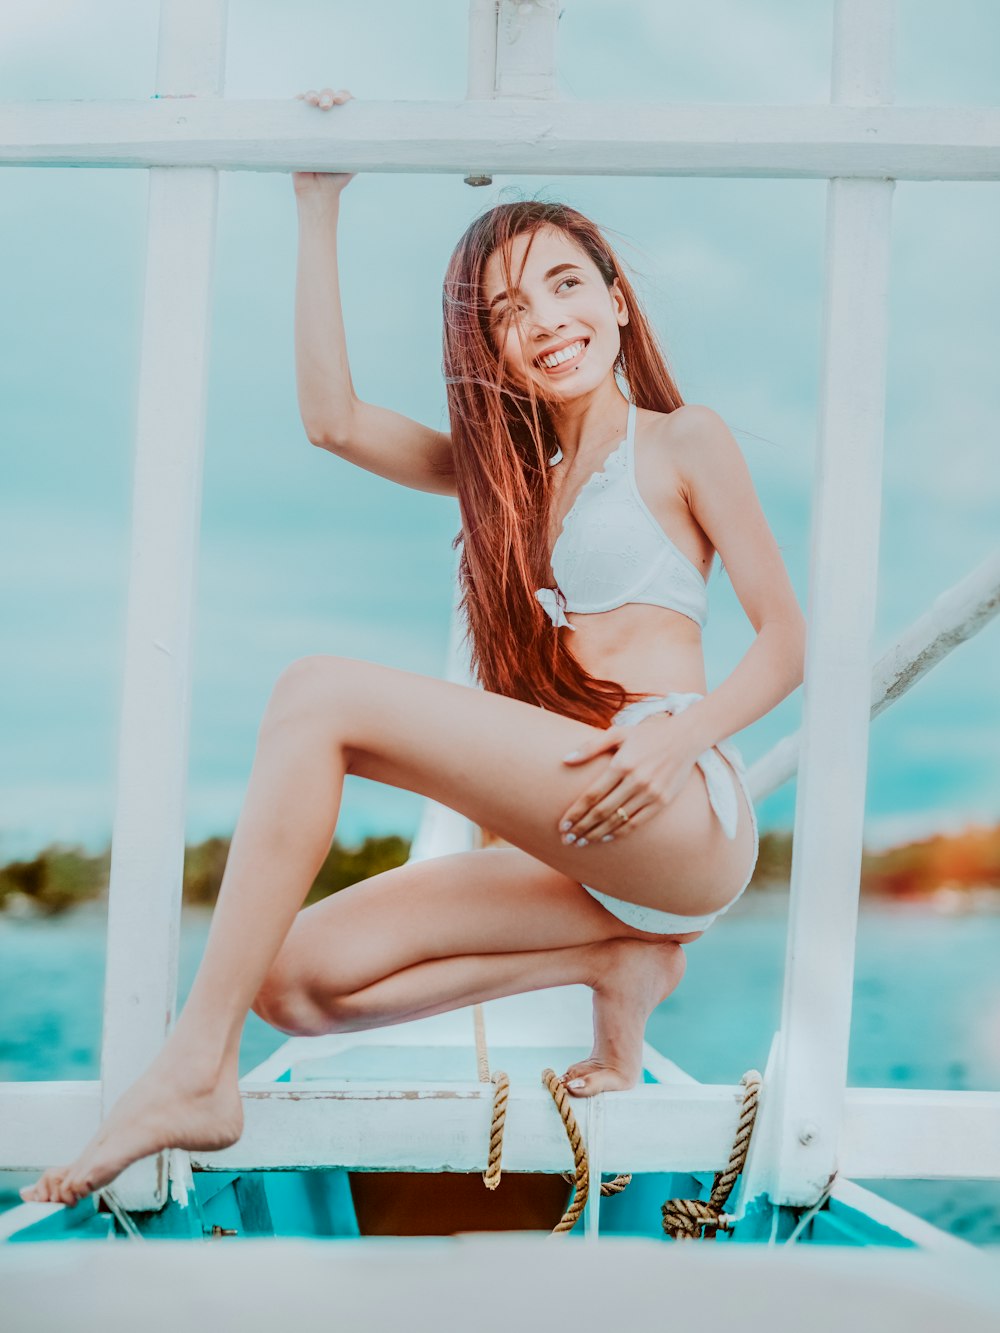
left=482, top=224, right=628, bottom=399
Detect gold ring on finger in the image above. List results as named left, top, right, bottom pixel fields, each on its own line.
left=615, top=806, right=630, bottom=824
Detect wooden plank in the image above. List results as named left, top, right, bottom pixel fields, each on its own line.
left=99, top=0, right=228, bottom=1214
left=1, top=100, right=998, bottom=179
left=5, top=1238, right=1000, bottom=1326
left=745, top=0, right=898, bottom=1209
left=194, top=1080, right=765, bottom=1174
left=5, top=1079, right=1000, bottom=1178
left=0, top=1081, right=101, bottom=1169
left=830, top=1179, right=979, bottom=1253
left=749, top=549, right=1000, bottom=801
left=839, top=1088, right=1000, bottom=1179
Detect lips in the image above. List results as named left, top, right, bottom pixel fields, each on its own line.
left=535, top=338, right=589, bottom=374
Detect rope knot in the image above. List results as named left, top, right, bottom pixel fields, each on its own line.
left=660, top=1069, right=762, bottom=1242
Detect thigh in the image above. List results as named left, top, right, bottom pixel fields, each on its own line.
left=272, top=845, right=684, bottom=1000
left=269, top=654, right=730, bottom=916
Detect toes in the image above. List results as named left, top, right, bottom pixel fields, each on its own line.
left=57, top=1180, right=82, bottom=1207
left=559, top=1065, right=599, bottom=1096
left=565, top=1074, right=599, bottom=1097
left=560, top=1062, right=590, bottom=1084
left=560, top=1064, right=632, bottom=1097
left=59, top=1171, right=93, bottom=1207
left=21, top=1167, right=67, bottom=1204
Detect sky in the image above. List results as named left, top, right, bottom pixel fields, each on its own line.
left=1, top=0, right=998, bottom=861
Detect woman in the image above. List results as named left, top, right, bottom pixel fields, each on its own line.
left=22, top=88, right=805, bottom=1206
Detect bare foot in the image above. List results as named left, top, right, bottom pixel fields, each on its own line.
left=19, top=1052, right=244, bottom=1207
left=561, top=939, right=687, bottom=1097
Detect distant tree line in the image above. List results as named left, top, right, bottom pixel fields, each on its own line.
left=2, top=823, right=998, bottom=917
left=0, top=833, right=412, bottom=917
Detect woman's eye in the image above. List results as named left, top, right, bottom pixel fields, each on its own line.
left=493, top=280, right=577, bottom=324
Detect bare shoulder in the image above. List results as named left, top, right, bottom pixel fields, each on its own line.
left=647, top=404, right=743, bottom=482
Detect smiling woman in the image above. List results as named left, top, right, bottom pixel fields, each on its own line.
left=20, top=91, right=806, bottom=1210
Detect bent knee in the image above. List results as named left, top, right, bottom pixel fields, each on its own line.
left=251, top=975, right=329, bottom=1038
left=261, top=654, right=359, bottom=733
left=251, top=971, right=364, bottom=1038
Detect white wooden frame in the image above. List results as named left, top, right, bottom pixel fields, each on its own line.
left=1, top=0, right=997, bottom=1214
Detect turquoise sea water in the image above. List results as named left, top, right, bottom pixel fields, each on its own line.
left=2, top=893, right=999, bottom=1245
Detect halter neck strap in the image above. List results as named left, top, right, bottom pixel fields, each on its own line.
left=625, top=400, right=637, bottom=446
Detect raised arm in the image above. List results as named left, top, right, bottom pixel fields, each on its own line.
left=293, top=89, right=457, bottom=497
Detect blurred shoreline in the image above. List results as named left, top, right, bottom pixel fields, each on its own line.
left=1, top=820, right=999, bottom=920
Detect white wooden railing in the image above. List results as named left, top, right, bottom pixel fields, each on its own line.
left=0, top=0, right=997, bottom=1214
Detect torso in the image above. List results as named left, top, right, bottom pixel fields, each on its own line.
left=544, top=406, right=715, bottom=696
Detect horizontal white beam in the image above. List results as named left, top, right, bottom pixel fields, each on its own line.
left=5, top=1080, right=1000, bottom=1179
left=0, top=1082, right=102, bottom=1169
left=208, top=1080, right=747, bottom=1174
left=839, top=1088, right=1000, bottom=1180
left=749, top=548, right=1000, bottom=801
left=5, top=1233, right=1000, bottom=1324
left=1, top=101, right=999, bottom=179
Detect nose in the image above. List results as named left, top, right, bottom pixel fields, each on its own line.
left=528, top=303, right=567, bottom=344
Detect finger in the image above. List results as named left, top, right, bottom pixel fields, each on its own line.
left=562, top=733, right=617, bottom=765
left=590, top=797, right=656, bottom=842
left=577, top=795, right=638, bottom=844
left=559, top=770, right=626, bottom=839
left=563, top=776, right=630, bottom=843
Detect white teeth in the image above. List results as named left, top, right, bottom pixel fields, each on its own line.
left=539, top=340, right=586, bottom=369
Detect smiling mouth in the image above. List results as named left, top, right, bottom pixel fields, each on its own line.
left=535, top=339, right=589, bottom=373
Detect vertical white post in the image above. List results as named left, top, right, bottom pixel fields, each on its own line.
left=743, top=0, right=897, bottom=1209
left=407, top=566, right=479, bottom=863
left=100, top=0, right=228, bottom=1211
left=494, top=0, right=561, bottom=98
left=464, top=0, right=563, bottom=186
left=466, top=0, right=499, bottom=99
left=581, top=1097, right=603, bottom=1239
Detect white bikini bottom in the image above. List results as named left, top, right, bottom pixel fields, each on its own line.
left=580, top=691, right=759, bottom=937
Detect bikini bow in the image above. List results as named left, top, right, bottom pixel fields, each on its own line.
left=535, top=586, right=576, bottom=630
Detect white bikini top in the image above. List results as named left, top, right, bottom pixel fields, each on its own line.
left=534, top=401, right=709, bottom=631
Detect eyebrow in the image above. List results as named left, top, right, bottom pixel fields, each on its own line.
left=487, top=263, right=582, bottom=314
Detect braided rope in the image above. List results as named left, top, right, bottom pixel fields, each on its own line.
left=474, top=1003, right=510, bottom=1190
left=562, top=1169, right=633, bottom=1195
left=661, top=1069, right=762, bottom=1241
left=474, top=1008, right=631, bottom=1220
left=482, top=1072, right=509, bottom=1190
left=542, top=1068, right=590, bottom=1233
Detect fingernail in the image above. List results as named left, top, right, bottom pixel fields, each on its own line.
left=576, top=838, right=588, bottom=848
left=560, top=820, right=572, bottom=831
left=601, top=835, right=614, bottom=843
left=563, top=750, right=580, bottom=761
left=568, top=1078, right=585, bottom=1090
left=562, top=833, right=576, bottom=845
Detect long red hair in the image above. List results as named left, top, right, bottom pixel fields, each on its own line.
left=443, top=200, right=686, bottom=729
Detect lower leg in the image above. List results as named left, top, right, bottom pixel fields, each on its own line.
left=276, top=935, right=687, bottom=1098
left=171, top=708, right=350, bottom=1071
left=20, top=702, right=350, bottom=1206
left=284, top=940, right=606, bottom=1035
